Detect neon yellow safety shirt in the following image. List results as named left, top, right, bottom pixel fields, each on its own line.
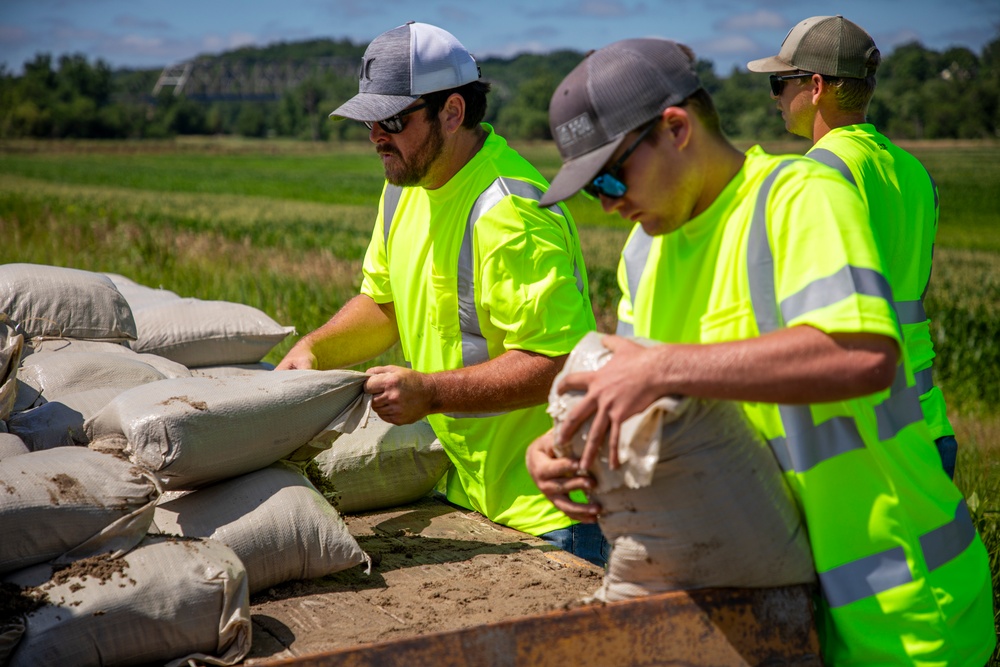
left=361, top=124, right=596, bottom=536
left=615, top=146, right=994, bottom=666
left=808, top=124, right=954, bottom=441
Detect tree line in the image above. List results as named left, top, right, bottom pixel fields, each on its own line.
left=1, top=31, right=998, bottom=142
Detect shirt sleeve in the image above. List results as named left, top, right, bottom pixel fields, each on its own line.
left=475, top=196, right=596, bottom=357
left=767, top=162, right=901, bottom=344
left=359, top=186, right=393, bottom=304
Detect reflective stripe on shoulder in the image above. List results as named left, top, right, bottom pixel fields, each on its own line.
left=617, top=228, right=654, bottom=337
left=807, top=148, right=857, bottom=188
left=383, top=184, right=404, bottom=246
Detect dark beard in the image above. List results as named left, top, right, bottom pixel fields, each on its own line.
left=379, top=116, right=445, bottom=187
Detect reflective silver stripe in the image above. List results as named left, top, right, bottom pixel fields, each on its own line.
left=921, top=500, right=975, bottom=571
left=821, top=500, right=976, bottom=608
left=382, top=184, right=403, bottom=245
left=895, top=299, right=927, bottom=325
left=772, top=406, right=866, bottom=473
left=807, top=148, right=856, bottom=188
left=915, top=367, right=933, bottom=396
left=820, top=545, right=912, bottom=608
left=780, top=265, right=894, bottom=324
left=616, top=320, right=634, bottom=336
left=874, top=365, right=925, bottom=441
left=747, top=161, right=796, bottom=334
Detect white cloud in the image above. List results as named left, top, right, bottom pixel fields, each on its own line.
left=717, top=9, right=786, bottom=32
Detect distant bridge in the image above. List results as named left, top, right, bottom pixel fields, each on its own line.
left=152, top=56, right=358, bottom=100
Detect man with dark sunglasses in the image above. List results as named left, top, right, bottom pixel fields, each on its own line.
left=748, top=15, right=959, bottom=481
left=525, top=37, right=994, bottom=665
left=277, top=22, right=606, bottom=565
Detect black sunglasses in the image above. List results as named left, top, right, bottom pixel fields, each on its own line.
left=769, top=73, right=814, bottom=96
left=365, top=102, right=428, bottom=134
left=583, top=120, right=658, bottom=199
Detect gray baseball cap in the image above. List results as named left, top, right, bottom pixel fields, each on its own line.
left=540, top=38, right=702, bottom=207
left=330, top=21, right=481, bottom=122
left=746, top=15, right=879, bottom=78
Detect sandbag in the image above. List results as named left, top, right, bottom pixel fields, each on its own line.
left=130, top=298, right=295, bottom=367
left=311, top=413, right=451, bottom=513
left=550, top=332, right=815, bottom=602
left=22, top=338, right=191, bottom=379
left=86, top=370, right=367, bottom=489
left=0, top=315, right=22, bottom=421
left=0, top=447, right=160, bottom=574
left=18, top=352, right=167, bottom=402
left=0, top=432, right=28, bottom=460
left=153, top=462, right=369, bottom=593
left=0, top=263, right=136, bottom=342
left=189, top=362, right=276, bottom=379
left=3, top=535, right=250, bottom=667
left=7, top=386, right=128, bottom=450
left=103, top=273, right=181, bottom=311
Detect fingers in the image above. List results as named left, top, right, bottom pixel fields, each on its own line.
left=549, top=496, right=602, bottom=523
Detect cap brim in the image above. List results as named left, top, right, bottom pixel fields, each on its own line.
left=746, top=55, right=794, bottom=73
left=538, top=137, right=625, bottom=207
left=329, top=92, right=419, bottom=122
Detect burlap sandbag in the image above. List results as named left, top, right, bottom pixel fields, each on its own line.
left=311, top=413, right=452, bottom=513
left=0, top=315, right=22, bottom=421
left=550, top=332, right=815, bottom=602
left=0, top=263, right=136, bottom=342
left=0, top=447, right=160, bottom=574
left=0, top=432, right=28, bottom=460
left=7, top=386, right=128, bottom=450
left=130, top=298, right=295, bottom=367
left=3, top=535, right=250, bottom=667
left=86, top=370, right=367, bottom=489
left=153, top=462, right=370, bottom=593
left=189, top=362, right=276, bottom=379
left=103, top=273, right=181, bottom=311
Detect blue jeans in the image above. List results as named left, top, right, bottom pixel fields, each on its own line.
left=539, top=522, right=610, bottom=568
left=936, top=435, right=958, bottom=480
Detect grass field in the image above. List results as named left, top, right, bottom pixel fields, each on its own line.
left=2, top=136, right=998, bottom=658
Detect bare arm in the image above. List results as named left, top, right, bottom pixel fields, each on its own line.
left=559, top=325, right=899, bottom=470
left=275, top=295, right=399, bottom=370
left=364, top=349, right=565, bottom=425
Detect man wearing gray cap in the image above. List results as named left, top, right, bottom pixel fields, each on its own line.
left=525, top=37, right=993, bottom=664
left=277, top=22, right=605, bottom=564
left=747, top=15, right=958, bottom=481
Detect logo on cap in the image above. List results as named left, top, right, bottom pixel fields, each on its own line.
left=555, top=114, right=595, bottom=148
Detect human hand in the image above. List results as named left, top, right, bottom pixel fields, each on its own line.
left=364, top=365, right=433, bottom=424
left=556, top=335, right=663, bottom=471
left=274, top=343, right=318, bottom=370
left=525, top=431, right=601, bottom=523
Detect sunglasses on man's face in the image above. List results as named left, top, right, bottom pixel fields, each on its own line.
left=768, top=73, right=814, bottom=97
left=365, top=102, right=428, bottom=134
left=583, top=120, right=658, bottom=200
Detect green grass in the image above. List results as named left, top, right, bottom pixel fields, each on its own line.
left=2, top=137, right=998, bottom=658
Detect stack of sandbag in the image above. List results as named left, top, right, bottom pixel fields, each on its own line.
left=549, top=332, right=816, bottom=602
left=0, top=264, right=379, bottom=665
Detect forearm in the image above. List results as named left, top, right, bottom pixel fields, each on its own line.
left=427, top=349, right=565, bottom=415
left=293, top=295, right=399, bottom=370
left=640, top=325, right=899, bottom=404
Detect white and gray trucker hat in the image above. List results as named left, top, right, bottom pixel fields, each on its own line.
left=539, top=38, right=702, bottom=206
left=330, top=21, right=481, bottom=122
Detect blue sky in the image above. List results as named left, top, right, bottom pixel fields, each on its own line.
left=1, top=0, right=997, bottom=77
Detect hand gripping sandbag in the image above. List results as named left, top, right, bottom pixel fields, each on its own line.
left=3, top=535, right=251, bottom=667
left=0, top=447, right=160, bottom=574
left=0, top=264, right=137, bottom=342
left=153, top=462, right=370, bottom=593
left=311, top=413, right=452, bottom=513
left=550, top=332, right=815, bottom=602
left=85, top=370, right=367, bottom=489
left=0, top=314, right=23, bottom=421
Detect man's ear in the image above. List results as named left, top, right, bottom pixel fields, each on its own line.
left=662, top=106, right=692, bottom=150
left=441, top=93, right=466, bottom=134
left=810, top=73, right=825, bottom=105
